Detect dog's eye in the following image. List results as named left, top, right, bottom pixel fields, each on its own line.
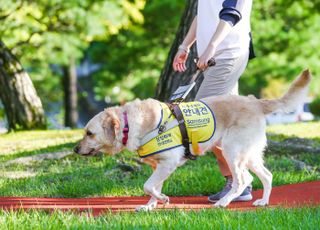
left=86, top=131, right=93, bottom=136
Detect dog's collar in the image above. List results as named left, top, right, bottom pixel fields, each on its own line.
left=122, top=111, right=129, bottom=145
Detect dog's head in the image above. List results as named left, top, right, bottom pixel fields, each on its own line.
left=74, top=107, right=123, bottom=156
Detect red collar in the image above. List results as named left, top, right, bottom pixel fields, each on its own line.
left=122, top=112, right=129, bottom=145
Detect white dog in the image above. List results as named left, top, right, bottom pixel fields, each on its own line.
left=74, top=70, right=311, bottom=211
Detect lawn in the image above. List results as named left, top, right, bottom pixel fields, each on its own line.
left=1, top=208, right=319, bottom=229
left=0, top=122, right=319, bottom=229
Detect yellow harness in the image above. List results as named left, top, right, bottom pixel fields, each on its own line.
left=137, top=101, right=216, bottom=158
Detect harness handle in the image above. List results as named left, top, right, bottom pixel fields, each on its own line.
left=193, top=58, right=216, bottom=68
left=190, top=58, right=216, bottom=83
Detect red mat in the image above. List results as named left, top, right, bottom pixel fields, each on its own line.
left=1, top=181, right=319, bottom=216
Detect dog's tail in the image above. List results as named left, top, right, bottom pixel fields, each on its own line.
left=259, top=69, right=311, bottom=115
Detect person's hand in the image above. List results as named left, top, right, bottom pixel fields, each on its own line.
left=197, top=44, right=216, bottom=70
left=173, top=47, right=189, bottom=72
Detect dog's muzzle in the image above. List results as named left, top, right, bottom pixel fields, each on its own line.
left=73, top=145, right=80, bottom=154
left=74, top=144, right=101, bottom=156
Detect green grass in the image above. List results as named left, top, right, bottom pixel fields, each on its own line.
left=0, top=150, right=318, bottom=198
left=0, top=208, right=319, bottom=230
left=267, top=121, right=320, bottom=139
left=0, top=122, right=319, bottom=229
left=0, top=130, right=83, bottom=162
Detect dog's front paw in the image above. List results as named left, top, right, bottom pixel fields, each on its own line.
left=160, top=195, right=170, bottom=205
left=135, top=203, right=157, bottom=212
left=253, top=199, right=268, bottom=206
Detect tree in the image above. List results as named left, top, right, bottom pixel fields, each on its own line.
left=155, top=0, right=198, bottom=101
left=62, top=57, right=78, bottom=128
left=0, top=41, right=45, bottom=130
left=0, top=0, right=145, bottom=128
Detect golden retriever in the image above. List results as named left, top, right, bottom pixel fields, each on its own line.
left=74, top=70, right=311, bottom=211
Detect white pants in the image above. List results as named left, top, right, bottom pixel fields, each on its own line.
left=195, top=52, right=249, bottom=100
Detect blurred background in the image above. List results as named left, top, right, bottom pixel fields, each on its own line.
left=0, top=0, right=319, bottom=132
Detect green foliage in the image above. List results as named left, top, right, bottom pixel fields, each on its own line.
left=0, top=106, right=4, bottom=119
left=0, top=0, right=145, bottom=63
left=87, top=1, right=185, bottom=101
left=309, top=97, right=320, bottom=117
left=89, top=0, right=320, bottom=101
left=240, top=0, right=320, bottom=97
left=0, top=0, right=145, bottom=110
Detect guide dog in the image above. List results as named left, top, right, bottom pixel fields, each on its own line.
left=74, top=70, right=311, bottom=211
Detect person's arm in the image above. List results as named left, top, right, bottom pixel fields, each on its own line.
left=197, top=0, right=245, bottom=69
left=210, top=0, right=244, bottom=46
left=179, top=16, right=197, bottom=53
left=173, top=16, right=197, bottom=72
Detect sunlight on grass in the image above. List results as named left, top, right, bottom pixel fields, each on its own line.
left=0, top=123, right=319, bottom=197
left=267, top=121, right=320, bottom=139
left=0, top=152, right=318, bottom=197
left=0, top=130, right=83, bottom=156
left=0, top=124, right=319, bottom=229
left=0, top=124, right=318, bottom=195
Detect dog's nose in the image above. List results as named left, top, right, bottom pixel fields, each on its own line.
left=73, top=145, right=80, bottom=154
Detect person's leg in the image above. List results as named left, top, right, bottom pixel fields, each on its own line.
left=213, top=144, right=231, bottom=177
left=195, top=52, right=252, bottom=202
left=208, top=141, right=252, bottom=202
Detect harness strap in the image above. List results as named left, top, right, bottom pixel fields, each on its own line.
left=166, top=103, right=196, bottom=160
left=140, top=119, right=179, bottom=146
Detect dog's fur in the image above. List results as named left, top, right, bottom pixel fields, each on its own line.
left=74, top=70, right=311, bottom=211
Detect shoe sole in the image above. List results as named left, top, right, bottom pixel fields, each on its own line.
left=232, top=194, right=253, bottom=202
left=208, top=194, right=253, bottom=203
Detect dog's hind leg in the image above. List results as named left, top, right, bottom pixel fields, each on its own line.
left=248, top=160, right=272, bottom=206
left=214, top=152, right=248, bottom=207
left=214, top=128, right=256, bottom=207
left=246, top=132, right=272, bottom=206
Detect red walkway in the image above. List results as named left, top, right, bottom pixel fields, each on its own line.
left=0, top=181, right=319, bottom=216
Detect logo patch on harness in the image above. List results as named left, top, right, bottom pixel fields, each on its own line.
left=137, top=101, right=216, bottom=158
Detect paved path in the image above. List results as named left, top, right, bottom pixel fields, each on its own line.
left=0, top=181, right=319, bottom=216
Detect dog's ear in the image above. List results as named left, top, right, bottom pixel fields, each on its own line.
left=102, top=108, right=120, bottom=142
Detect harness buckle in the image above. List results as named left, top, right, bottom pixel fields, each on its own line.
left=158, top=125, right=166, bottom=134
left=184, top=148, right=197, bottom=160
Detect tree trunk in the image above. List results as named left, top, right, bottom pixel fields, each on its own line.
left=155, top=0, right=199, bottom=101
left=62, top=57, right=78, bottom=128
left=0, top=41, right=46, bottom=131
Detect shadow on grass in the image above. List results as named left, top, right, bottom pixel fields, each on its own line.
left=0, top=163, right=147, bottom=198
left=1, top=134, right=319, bottom=198
left=0, top=142, right=78, bottom=163
left=0, top=154, right=227, bottom=198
